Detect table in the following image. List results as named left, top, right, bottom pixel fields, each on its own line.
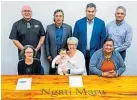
left=1, top=75, right=137, bottom=100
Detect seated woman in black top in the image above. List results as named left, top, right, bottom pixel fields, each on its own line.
left=18, top=45, right=41, bottom=75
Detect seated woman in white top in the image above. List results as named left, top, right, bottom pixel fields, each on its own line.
left=61, top=37, right=87, bottom=75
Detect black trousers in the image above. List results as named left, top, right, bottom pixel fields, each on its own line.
left=119, top=50, right=126, bottom=61
left=48, top=51, right=59, bottom=75
left=85, top=50, right=90, bottom=75
left=49, top=61, right=57, bottom=75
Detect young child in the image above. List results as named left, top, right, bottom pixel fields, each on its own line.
left=52, top=48, right=70, bottom=75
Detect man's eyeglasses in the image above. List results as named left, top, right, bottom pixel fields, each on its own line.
left=22, top=10, right=32, bottom=13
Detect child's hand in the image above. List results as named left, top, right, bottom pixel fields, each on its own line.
left=55, top=59, right=61, bottom=64
left=61, top=67, right=67, bottom=74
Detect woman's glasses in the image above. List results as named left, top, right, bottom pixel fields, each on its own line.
left=25, top=52, right=33, bottom=54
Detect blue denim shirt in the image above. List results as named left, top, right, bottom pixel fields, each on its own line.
left=89, top=48, right=126, bottom=76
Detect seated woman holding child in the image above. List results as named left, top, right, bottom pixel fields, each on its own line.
left=52, top=37, right=87, bottom=75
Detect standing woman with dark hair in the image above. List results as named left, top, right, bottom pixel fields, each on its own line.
left=18, top=45, right=41, bottom=75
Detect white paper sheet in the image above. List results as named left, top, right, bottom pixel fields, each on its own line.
left=16, top=78, right=32, bottom=90
left=69, top=76, right=83, bottom=87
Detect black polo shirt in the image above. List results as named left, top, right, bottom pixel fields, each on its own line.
left=9, top=18, right=45, bottom=59
left=9, top=18, right=45, bottom=48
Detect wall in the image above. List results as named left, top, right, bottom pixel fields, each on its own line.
left=1, top=1, right=137, bottom=75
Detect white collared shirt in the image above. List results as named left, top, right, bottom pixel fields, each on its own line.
left=87, top=19, right=94, bottom=50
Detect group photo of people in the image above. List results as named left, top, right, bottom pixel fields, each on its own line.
left=1, top=1, right=137, bottom=76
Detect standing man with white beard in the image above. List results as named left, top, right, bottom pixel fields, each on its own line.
left=9, top=5, right=45, bottom=60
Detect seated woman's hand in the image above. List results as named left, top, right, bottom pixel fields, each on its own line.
left=108, top=70, right=117, bottom=77
left=102, top=70, right=117, bottom=78
left=102, top=72, right=110, bottom=77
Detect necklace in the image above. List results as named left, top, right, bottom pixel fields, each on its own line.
left=103, top=51, right=112, bottom=62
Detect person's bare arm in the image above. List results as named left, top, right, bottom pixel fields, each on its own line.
left=35, top=36, right=45, bottom=51
left=13, top=40, right=24, bottom=50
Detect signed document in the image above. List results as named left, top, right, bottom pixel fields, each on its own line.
left=69, top=76, right=83, bottom=87
left=16, top=78, right=32, bottom=90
